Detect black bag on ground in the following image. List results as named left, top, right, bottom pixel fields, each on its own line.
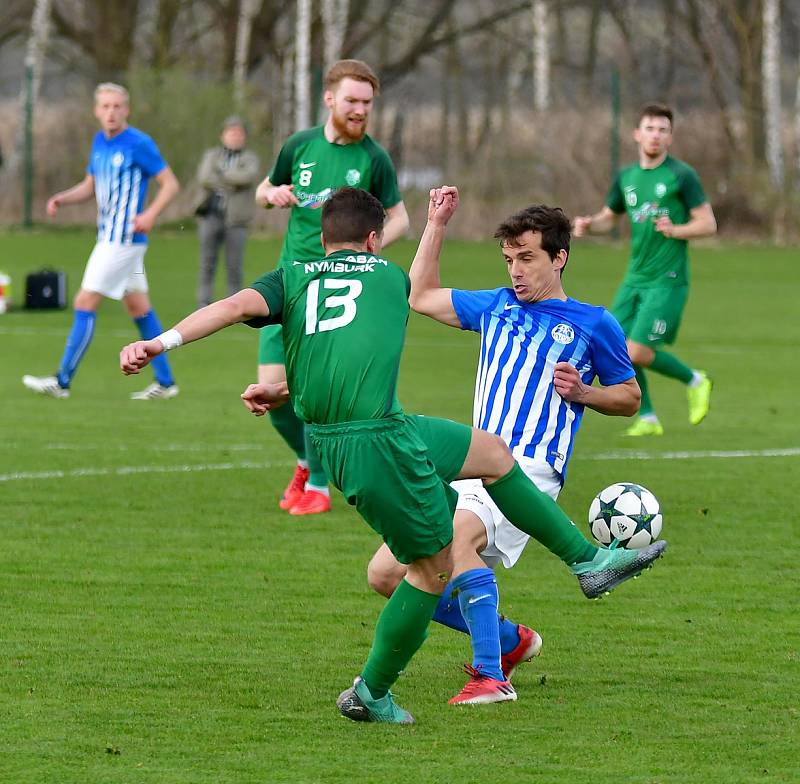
left=26, top=269, right=67, bottom=309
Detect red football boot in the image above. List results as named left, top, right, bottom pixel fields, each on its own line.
left=289, top=488, right=331, bottom=516
left=501, top=624, right=543, bottom=680
left=279, top=465, right=309, bottom=510
left=448, top=664, right=517, bottom=705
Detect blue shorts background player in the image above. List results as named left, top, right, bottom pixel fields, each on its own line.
left=369, top=192, right=647, bottom=705
left=23, top=82, right=181, bottom=400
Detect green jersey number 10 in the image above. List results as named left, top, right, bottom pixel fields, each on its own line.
left=305, top=278, right=363, bottom=334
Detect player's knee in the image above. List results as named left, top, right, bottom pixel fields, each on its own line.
left=627, top=341, right=653, bottom=367
left=123, top=293, right=151, bottom=319
left=453, top=511, right=489, bottom=556
left=485, top=433, right=514, bottom=476
left=405, top=547, right=452, bottom=594
left=366, top=554, right=404, bottom=598
left=73, top=289, right=99, bottom=311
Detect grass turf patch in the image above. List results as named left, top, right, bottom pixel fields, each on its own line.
left=0, top=230, right=798, bottom=783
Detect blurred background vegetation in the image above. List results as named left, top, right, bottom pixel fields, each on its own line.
left=0, top=0, right=798, bottom=239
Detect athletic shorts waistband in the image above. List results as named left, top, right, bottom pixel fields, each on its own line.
left=309, top=415, right=406, bottom=437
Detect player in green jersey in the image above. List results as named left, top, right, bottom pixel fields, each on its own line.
left=574, top=103, right=717, bottom=436
left=254, top=59, right=409, bottom=514
left=119, top=187, right=666, bottom=724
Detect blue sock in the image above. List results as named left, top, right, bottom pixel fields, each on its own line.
left=433, top=579, right=521, bottom=655
left=454, top=567, right=504, bottom=681
left=499, top=616, right=521, bottom=655
left=134, top=310, right=175, bottom=387
left=432, top=582, right=470, bottom=634
left=57, top=309, right=96, bottom=388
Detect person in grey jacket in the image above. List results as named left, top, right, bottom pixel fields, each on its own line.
left=195, top=116, right=260, bottom=305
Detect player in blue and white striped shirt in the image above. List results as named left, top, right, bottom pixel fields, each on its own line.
left=369, top=188, right=656, bottom=705
left=23, top=83, right=180, bottom=400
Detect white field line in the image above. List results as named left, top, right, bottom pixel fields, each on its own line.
left=9, top=442, right=265, bottom=452
left=0, top=460, right=292, bottom=483
left=26, top=444, right=799, bottom=458
left=577, top=447, right=800, bottom=461
left=0, top=448, right=797, bottom=483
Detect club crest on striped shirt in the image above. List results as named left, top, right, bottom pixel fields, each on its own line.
left=551, top=323, right=574, bottom=344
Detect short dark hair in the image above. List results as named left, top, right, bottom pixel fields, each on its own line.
left=638, top=102, right=673, bottom=128
left=324, top=59, right=380, bottom=95
left=321, top=187, right=385, bottom=245
left=493, top=205, right=571, bottom=267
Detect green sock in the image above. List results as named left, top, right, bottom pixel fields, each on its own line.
left=649, top=350, right=694, bottom=384
left=635, top=366, right=655, bottom=417
left=485, top=463, right=597, bottom=565
left=268, top=403, right=305, bottom=459
left=303, top=425, right=328, bottom=488
left=360, top=579, right=439, bottom=698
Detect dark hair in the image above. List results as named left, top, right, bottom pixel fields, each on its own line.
left=324, top=59, right=380, bottom=95
left=638, top=102, right=673, bottom=128
left=493, top=205, right=571, bottom=267
left=321, top=187, right=385, bottom=245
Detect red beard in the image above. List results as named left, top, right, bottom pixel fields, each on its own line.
left=331, top=110, right=367, bottom=142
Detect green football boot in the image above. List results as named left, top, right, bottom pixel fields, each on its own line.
left=687, top=372, right=713, bottom=425
left=336, top=677, right=415, bottom=724
left=570, top=540, right=667, bottom=599
left=623, top=417, right=664, bottom=437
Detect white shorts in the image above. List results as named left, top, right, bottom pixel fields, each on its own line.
left=81, top=241, right=149, bottom=300
left=452, top=460, right=562, bottom=570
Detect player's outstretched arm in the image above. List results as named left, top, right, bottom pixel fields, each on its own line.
left=120, top=288, right=269, bottom=375
left=573, top=206, right=618, bottom=237
left=408, top=186, right=460, bottom=327
left=553, top=362, right=640, bottom=416
left=241, top=381, right=290, bottom=415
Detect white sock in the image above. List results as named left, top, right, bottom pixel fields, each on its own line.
left=640, top=413, right=659, bottom=424
left=305, top=483, right=329, bottom=496
left=689, top=371, right=705, bottom=388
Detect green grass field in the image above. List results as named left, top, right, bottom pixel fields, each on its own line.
left=1, top=228, right=798, bottom=783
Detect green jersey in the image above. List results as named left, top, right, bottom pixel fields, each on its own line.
left=269, top=127, right=402, bottom=264
left=247, top=249, right=409, bottom=424
left=606, top=155, right=707, bottom=287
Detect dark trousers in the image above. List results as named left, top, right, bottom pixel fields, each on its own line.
left=197, top=214, right=248, bottom=305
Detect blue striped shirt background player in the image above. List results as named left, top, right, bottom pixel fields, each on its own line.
left=368, top=193, right=641, bottom=705
left=23, top=82, right=181, bottom=401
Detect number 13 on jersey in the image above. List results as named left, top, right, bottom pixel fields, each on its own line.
left=305, top=278, right=364, bottom=334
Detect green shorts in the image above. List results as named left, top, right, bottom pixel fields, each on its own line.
left=258, top=324, right=284, bottom=365
left=612, top=283, right=688, bottom=347
left=308, top=414, right=472, bottom=564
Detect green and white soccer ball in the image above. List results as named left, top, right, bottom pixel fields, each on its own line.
left=588, top=482, right=662, bottom=549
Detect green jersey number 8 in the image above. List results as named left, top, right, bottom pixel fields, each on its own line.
left=305, top=278, right=363, bottom=334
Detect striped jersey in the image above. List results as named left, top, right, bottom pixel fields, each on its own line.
left=451, top=288, right=633, bottom=481
left=86, top=127, right=167, bottom=245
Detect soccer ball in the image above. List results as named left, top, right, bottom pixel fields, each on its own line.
left=588, top=483, right=662, bottom=549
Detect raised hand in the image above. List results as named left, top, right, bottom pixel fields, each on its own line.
left=427, top=185, right=459, bottom=225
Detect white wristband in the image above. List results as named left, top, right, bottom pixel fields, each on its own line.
left=156, top=328, right=183, bottom=351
